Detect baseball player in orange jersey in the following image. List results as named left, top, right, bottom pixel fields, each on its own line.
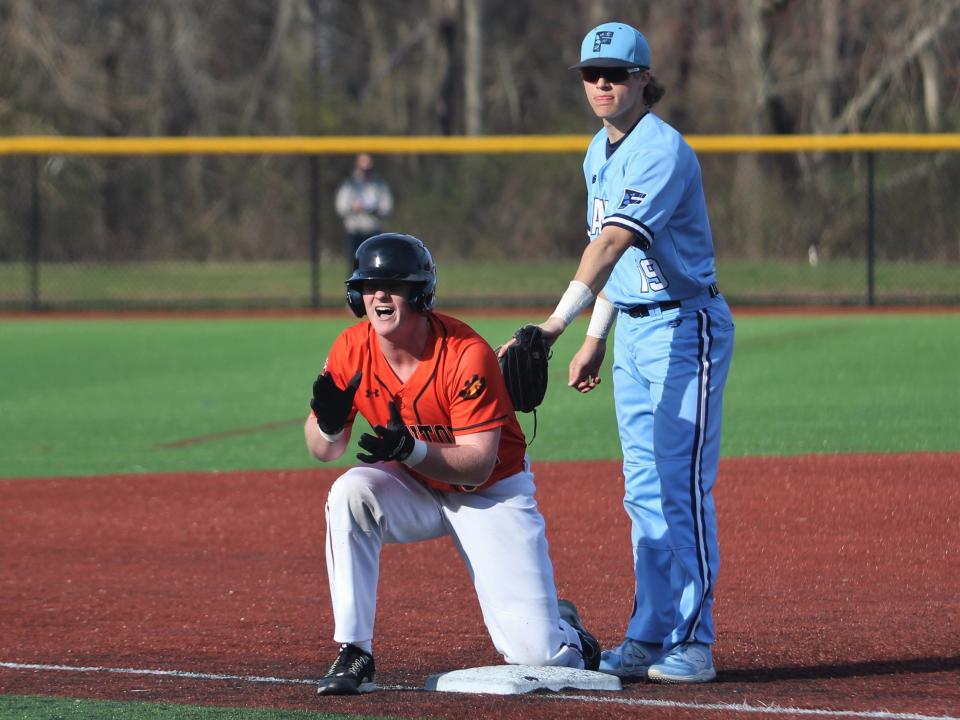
left=305, top=233, right=599, bottom=695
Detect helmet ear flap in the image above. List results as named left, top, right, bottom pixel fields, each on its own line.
left=411, top=284, right=435, bottom=312
left=408, top=284, right=422, bottom=312
left=346, top=285, right=365, bottom=317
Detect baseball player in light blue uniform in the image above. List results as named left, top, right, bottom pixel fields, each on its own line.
left=508, top=21, right=735, bottom=683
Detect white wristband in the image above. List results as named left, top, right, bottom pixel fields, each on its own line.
left=403, top=439, right=428, bottom=468
left=550, top=280, right=595, bottom=329
left=317, top=427, right=344, bottom=443
left=586, top=295, right=617, bottom=339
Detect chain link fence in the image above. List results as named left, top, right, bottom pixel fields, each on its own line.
left=1, top=136, right=958, bottom=310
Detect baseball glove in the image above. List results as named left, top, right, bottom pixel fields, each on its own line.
left=498, top=324, right=551, bottom=413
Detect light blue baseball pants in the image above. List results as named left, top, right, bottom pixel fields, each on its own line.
left=612, top=294, right=735, bottom=648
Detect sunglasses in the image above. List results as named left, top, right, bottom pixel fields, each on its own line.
left=579, top=66, right=642, bottom=84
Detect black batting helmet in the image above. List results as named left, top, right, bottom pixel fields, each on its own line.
left=345, top=233, right=437, bottom=317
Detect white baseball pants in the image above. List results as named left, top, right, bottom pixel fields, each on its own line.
left=324, top=460, right=584, bottom=668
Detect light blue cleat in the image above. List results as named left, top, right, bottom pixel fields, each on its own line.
left=597, top=638, right=664, bottom=678
left=647, top=642, right=716, bottom=683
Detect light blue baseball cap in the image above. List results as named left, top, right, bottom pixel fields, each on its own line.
left=570, top=22, right=651, bottom=70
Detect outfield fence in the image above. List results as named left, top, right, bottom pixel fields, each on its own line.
left=1, top=134, right=958, bottom=310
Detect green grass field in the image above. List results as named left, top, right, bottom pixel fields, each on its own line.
left=0, top=695, right=401, bottom=720
left=2, top=258, right=959, bottom=309
left=0, top=311, right=957, bottom=479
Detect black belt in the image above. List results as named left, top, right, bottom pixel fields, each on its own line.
left=625, top=283, right=719, bottom=318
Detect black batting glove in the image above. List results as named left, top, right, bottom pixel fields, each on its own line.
left=357, top=401, right=416, bottom=464
left=311, top=370, right=362, bottom=435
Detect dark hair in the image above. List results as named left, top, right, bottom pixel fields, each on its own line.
left=643, top=74, right=666, bottom=108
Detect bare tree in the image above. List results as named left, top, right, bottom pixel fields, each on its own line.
left=1, top=0, right=957, bottom=266
left=464, top=0, right=484, bottom=136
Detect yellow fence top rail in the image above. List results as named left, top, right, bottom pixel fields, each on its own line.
left=1, top=134, right=959, bottom=155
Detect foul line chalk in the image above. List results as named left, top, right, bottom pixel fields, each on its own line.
left=2, top=661, right=317, bottom=686
left=554, top=694, right=960, bottom=720
left=0, top=661, right=409, bottom=692
left=1, top=661, right=957, bottom=720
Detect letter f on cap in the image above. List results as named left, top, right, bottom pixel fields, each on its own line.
left=571, top=22, right=651, bottom=70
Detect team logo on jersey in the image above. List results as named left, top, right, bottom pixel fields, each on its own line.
left=459, top=374, right=486, bottom=400
left=617, top=188, right=647, bottom=209
left=593, top=30, right=614, bottom=52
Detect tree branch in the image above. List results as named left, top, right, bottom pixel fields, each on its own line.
left=830, top=2, right=959, bottom=133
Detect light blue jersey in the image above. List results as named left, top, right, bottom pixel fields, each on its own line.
left=583, top=112, right=735, bottom=651
left=583, top=112, right=716, bottom=307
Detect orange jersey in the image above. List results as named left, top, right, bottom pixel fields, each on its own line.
left=320, top=312, right=527, bottom=492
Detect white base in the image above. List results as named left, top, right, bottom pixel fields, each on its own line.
left=424, top=665, right=622, bottom=695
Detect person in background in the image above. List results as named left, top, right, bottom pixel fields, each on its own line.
left=335, top=153, right=394, bottom=270
left=500, top=21, right=735, bottom=684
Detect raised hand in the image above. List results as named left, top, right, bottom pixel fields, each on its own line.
left=311, top=370, right=362, bottom=435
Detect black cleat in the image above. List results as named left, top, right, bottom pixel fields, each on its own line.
left=558, top=599, right=601, bottom=671
left=316, top=643, right=376, bottom=695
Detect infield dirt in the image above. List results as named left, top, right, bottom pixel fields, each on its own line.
left=2, top=454, right=959, bottom=718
